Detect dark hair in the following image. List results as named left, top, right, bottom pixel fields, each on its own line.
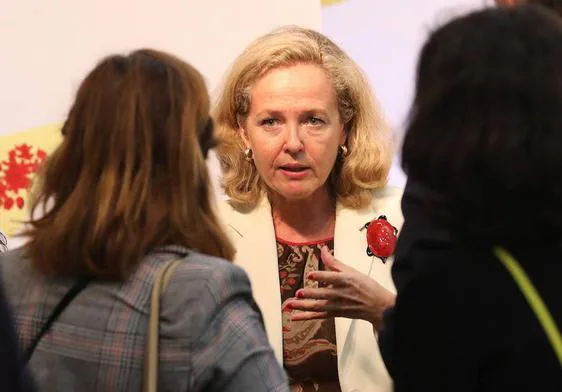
left=402, top=6, right=562, bottom=246
left=26, top=49, right=234, bottom=280
left=525, top=0, right=562, bottom=17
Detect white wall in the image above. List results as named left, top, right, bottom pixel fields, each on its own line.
left=0, top=0, right=321, bottom=135
left=322, top=0, right=489, bottom=187
left=0, top=0, right=321, bottom=248
left=2, top=0, right=496, bottom=247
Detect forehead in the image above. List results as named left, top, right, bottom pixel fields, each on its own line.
left=249, top=63, right=338, bottom=113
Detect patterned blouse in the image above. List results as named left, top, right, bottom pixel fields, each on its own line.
left=277, top=238, right=342, bottom=392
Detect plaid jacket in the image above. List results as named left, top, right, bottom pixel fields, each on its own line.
left=0, top=246, right=288, bottom=392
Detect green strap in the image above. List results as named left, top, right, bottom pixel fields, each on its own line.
left=494, top=247, right=562, bottom=367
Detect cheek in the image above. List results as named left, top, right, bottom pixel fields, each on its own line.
left=246, top=127, right=272, bottom=161
left=252, top=150, right=275, bottom=172
left=309, top=142, right=339, bottom=173
left=249, top=138, right=281, bottom=173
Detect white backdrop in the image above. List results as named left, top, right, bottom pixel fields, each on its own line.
left=322, top=0, right=489, bottom=187
left=0, top=0, right=321, bottom=248
left=0, top=0, right=321, bottom=134
left=1, top=0, right=494, bottom=248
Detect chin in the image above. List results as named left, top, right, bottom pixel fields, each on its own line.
left=274, top=186, right=319, bottom=202
left=268, top=178, right=329, bottom=202
left=280, top=192, right=314, bottom=202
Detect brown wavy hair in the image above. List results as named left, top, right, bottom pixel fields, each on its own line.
left=25, top=49, right=234, bottom=280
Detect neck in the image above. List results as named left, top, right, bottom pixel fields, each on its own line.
left=270, top=187, right=336, bottom=243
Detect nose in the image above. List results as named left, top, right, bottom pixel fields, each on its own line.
left=283, top=125, right=304, bottom=154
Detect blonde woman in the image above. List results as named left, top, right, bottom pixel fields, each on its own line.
left=215, top=26, right=403, bottom=392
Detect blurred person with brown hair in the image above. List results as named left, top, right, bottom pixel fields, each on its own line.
left=0, top=49, right=288, bottom=392
left=214, top=26, right=403, bottom=392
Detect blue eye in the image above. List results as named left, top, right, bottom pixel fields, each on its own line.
left=261, top=118, right=278, bottom=126
left=308, top=117, right=325, bottom=125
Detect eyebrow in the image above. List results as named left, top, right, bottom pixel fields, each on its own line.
left=255, top=109, right=330, bottom=118
left=301, top=109, right=329, bottom=117
left=255, top=110, right=284, bottom=118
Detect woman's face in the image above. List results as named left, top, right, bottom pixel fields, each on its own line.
left=239, top=63, right=346, bottom=202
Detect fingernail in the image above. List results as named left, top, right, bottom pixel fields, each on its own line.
left=284, top=303, right=293, bottom=310
left=297, top=290, right=304, bottom=298
left=308, top=272, right=315, bottom=280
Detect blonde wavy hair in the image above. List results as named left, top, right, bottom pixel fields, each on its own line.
left=214, top=25, right=393, bottom=210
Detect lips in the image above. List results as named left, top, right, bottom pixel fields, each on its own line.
left=278, top=164, right=310, bottom=179
left=280, top=166, right=307, bottom=172
left=279, top=164, right=309, bottom=172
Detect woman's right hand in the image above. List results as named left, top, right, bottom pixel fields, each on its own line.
left=285, top=247, right=395, bottom=332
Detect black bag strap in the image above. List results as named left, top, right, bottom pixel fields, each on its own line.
left=23, top=276, right=93, bottom=363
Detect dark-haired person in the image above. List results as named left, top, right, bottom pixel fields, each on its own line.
left=496, top=0, right=562, bottom=17
left=0, top=50, right=288, bottom=392
left=381, top=5, right=562, bottom=391
left=0, top=233, right=36, bottom=392
left=526, top=0, right=562, bottom=15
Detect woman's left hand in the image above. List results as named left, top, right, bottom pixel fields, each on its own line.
left=285, top=246, right=395, bottom=331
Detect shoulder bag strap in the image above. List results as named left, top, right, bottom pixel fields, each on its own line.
left=143, top=259, right=183, bottom=392
left=23, top=276, right=93, bottom=363
left=494, top=246, right=562, bottom=367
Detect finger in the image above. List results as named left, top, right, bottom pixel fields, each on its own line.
left=287, top=298, right=330, bottom=312
left=296, top=287, right=340, bottom=300
left=321, top=246, right=345, bottom=272
left=321, top=246, right=363, bottom=276
left=307, top=270, right=349, bottom=286
left=291, top=311, right=330, bottom=321
left=282, top=297, right=297, bottom=312
left=288, top=299, right=359, bottom=320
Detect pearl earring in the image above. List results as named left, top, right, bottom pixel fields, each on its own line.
left=339, top=145, right=348, bottom=157
left=244, top=148, right=253, bottom=161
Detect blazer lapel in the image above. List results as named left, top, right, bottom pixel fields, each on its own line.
left=333, top=202, right=374, bottom=365
left=333, top=196, right=401, bottom=372
left=220, top=198, right=284, bottom=363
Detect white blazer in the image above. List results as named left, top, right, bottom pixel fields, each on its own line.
left=218, top=187, right=404, bottom=392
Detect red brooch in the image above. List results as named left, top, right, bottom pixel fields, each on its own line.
left=362, top=215, right=398, bottom=263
